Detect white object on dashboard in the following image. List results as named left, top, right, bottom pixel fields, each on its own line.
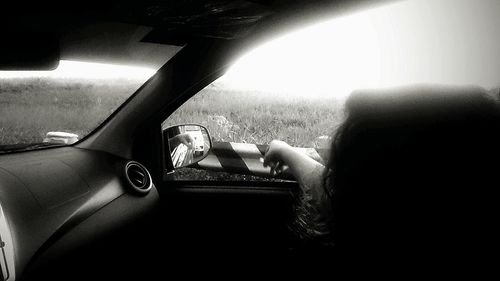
left=43, top=132, right=79, bottom=145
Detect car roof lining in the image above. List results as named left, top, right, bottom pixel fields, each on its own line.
left=2, top=0, right=396, bottom=68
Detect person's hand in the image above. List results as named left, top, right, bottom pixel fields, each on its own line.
left=171, top=133, right=194, bottom=149
left=178, top=133, right=194, bottom=149
left=263, top=140, right=291, bottom=176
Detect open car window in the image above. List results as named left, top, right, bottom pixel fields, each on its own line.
left=164, top=0, right=500, bottom=181
left=163, top=80, right=342, bottom=181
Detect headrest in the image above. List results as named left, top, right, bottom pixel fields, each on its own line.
left=345, top=85, right=498, bottom=123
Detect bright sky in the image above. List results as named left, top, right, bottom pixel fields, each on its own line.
left=0, top=60, right=156, bottom=81
left=1, top=0, right=500, bottom=99
left=217, top=0, right=500, bottom=99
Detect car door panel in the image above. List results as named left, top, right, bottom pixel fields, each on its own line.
left=160, top=179, right=298, bottom=258
left=159, top=140, right=329, bottom=255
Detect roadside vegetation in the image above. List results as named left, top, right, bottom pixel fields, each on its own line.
left=0, top=77, right=141, bottom=145
left=3, top=77, right=497, bottom=180
left=164, top=84, right=345, bottom=148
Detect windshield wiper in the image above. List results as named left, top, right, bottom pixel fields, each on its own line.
left=0, top=142, right=64, bottom=154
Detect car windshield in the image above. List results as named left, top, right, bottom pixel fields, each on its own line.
left=1, top=48, right=181, bottom=153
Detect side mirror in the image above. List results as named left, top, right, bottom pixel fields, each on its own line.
left=164, top=124, right=212, bottom=168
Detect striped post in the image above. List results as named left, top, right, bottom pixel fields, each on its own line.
left=191, top=142, right=328, bottom=180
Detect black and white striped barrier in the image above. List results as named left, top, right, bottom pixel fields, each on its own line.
left=191, top=142, right=328, bottom=179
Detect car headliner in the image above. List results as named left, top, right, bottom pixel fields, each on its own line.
left=2, top=0, right=395, bottom=69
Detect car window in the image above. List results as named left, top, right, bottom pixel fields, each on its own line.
left=0, top=47, right=181, bottom=153
left=163, top=82, right=343, bottom=181
left=163, top=0, right=500, bottom=181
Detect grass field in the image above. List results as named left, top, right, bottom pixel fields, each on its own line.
left=1, top=77, right=344, bottom=148
left=0, top=77, right=142, bottom=145
left=3, top=77, right=499, bottom=180
left=1, top=77, right=343, bottom=181
left=164, top=84, right=345, bottom=148
left=164, top=84, right=345, bottom=180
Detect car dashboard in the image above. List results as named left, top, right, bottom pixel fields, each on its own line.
left=0, top=147, right=160, bottom=280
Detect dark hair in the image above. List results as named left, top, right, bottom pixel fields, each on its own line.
left=326, top=85, right=500, bottom=261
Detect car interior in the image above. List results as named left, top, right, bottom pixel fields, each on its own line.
left=0, top=0, right=499, bottom=279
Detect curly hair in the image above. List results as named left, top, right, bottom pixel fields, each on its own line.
left=325, top=85, right=500, bottom=261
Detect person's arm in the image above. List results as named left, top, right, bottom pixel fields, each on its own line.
left=264, top=140, right=333, bottom=244
left=169, top=133, right=194, bottom=149
left=263, top=140, right=325, bottom=188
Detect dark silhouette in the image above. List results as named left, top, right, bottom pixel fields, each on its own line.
left=265, top=85, right=500, bottom=265
left=328, top=85, right=499, bottom=263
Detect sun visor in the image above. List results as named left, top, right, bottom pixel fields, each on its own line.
left=59, top=22, right=182, bottom=69
left=0, top=31, right=60, bottom=71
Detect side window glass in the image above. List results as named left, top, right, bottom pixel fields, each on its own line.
left=162, top=81, right=343, bottom=181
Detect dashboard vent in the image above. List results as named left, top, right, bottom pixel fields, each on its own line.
left=124, top=161, right=152, bottom=194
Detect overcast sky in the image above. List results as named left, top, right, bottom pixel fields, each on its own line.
left=0, top=60, right=155, bottom=80
left=218, top=0, right=500, bottom=98
left=2, top=0, right=500, bottom=99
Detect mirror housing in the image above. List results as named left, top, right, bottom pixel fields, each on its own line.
left=164, top=124, right=212, bottom=169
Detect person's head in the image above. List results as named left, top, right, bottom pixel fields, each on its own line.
left=327, top=85, right=500, bottom=260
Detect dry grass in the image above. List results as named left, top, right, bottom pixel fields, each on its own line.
left=164, top=84, right=345, bottom=148
left=3, top=78, right=498, bottom=181
left=1, top=77, right=344, bottom=147
left=0, top=77, right=142, bottom=145
left=1, top=78, right=343, bottom=181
